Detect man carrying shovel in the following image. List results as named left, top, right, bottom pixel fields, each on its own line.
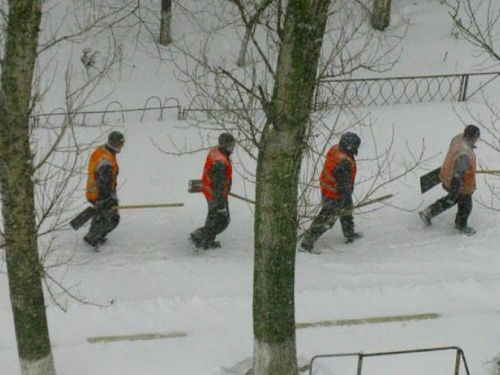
left=83, top=131, right=125, bottom=250
left=418, top=124, right=480, bottom=235
left=298, top=132, right=363, bottom=255
left=189, top=133, right=236, bottom=251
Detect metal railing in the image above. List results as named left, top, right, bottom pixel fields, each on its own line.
left=29, top=71, right=500, bottom=127
left=314, top=71, right=500, bottom=109
left=30, top=96, right=183, bottom=128
left=309, top=346, right=471, bottom=375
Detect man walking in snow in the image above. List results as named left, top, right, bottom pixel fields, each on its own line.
left=83, top=131, right=125, bottom=250
left=190, top=132, right=236, bottom=251
left=418, top=124, right=480, bottom=235
left=298, top=132, right=363, bottom=254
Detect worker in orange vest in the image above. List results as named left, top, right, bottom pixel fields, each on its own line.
left=299, top=132, right=363, bottom=254
left=190, top=133, right=235, bottom=251
left=84, top=131, right=125, bottom=250
left=419, top=125, right=480, bottom=235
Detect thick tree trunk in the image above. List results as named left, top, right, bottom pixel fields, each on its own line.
left=159, top=0, right=172, bottom=45
left=253, top=1, right=330, bottom=374
left=371, top=0, right=392, bottom=31
left=0, top=1, right=56, bottom=374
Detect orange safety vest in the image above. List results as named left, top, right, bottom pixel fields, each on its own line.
left=320, top=144, right=357, bottom=200
left=86, top=145, right=119, bottom=202
left=439, top=134, right=476, bottom=195
left=201, top=147, right=232, bottom=201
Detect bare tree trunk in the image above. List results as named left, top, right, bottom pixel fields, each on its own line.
left=159, top=0, right=172, bottom=45
left=234, top=0, right=273, bottom=66
left=0, top=1, right=57, bottom=374
left=371, top=0, right=392, bottom=31
left=236, top=24, right=253, bottom=67
left=253, top=1, right=331, bottom=374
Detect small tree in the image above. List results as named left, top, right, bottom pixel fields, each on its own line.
left=0, top=1, right=139, bottom=373
left=0, top=0, right=56, bottom=373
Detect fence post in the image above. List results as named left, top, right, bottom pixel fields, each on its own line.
left=356, top=353, right=364, bottom=375
left=454, top=349, right=461, bottom=375
left=458, top=348, right=472, bottom=375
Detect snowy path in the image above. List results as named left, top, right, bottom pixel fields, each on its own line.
left=14, top=203, right=495, bottom=375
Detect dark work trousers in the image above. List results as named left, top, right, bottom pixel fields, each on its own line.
left=191, top=200, right=230, bottom=248
left=302, top=195, right=354, bottom=247
left=427, top=192, right=472, bottom=229
left=85, top=209, right=120, bottom=244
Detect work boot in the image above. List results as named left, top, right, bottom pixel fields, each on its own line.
left=345, top=232, right=363, bottom=244
left=418, top=208, right=432, bottom=226
left=83, top=236, right=100, bottom=252
left=297, top=239, right=321, bottom=255
left=205, top=241, right=221, bottom=250
left=455, top=225, right=476, bottom=236
left=189, top=233, right=204, bottom=252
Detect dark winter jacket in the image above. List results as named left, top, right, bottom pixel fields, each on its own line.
left=333, top=159, right=355, bottom=209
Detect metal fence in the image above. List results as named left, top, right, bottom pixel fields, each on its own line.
left=29, top=72, right=500, bottom=127
left=314, top=71, right=500, bottom=109
left=309, top=346, right=471, bottom=375
left=30, top=96, right=183, bottom=128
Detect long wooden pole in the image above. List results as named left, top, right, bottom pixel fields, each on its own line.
left=229, top=193, right=394, bottom=208
left=354, top=193, right=394, bottom=209
left=229, top=192, right=255, bottom=204
left=477, top=170, right=500, bottom=174
left=114, top=202, right=184, bottom=210
left=300, top=193, right=393, bottom=221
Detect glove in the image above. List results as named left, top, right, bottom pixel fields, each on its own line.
left=97, top=196, right=118, bottom=210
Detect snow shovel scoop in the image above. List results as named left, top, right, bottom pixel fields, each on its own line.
left=420, top=167, right=441, bottom=194
left=70, top=202, right=184, bottom=231
left=188, top=179, right=255, bottom=204
left=420, top=168, right=500, bottom=194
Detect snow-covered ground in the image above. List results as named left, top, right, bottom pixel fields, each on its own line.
left=2, top=0, right=500, bottom=374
